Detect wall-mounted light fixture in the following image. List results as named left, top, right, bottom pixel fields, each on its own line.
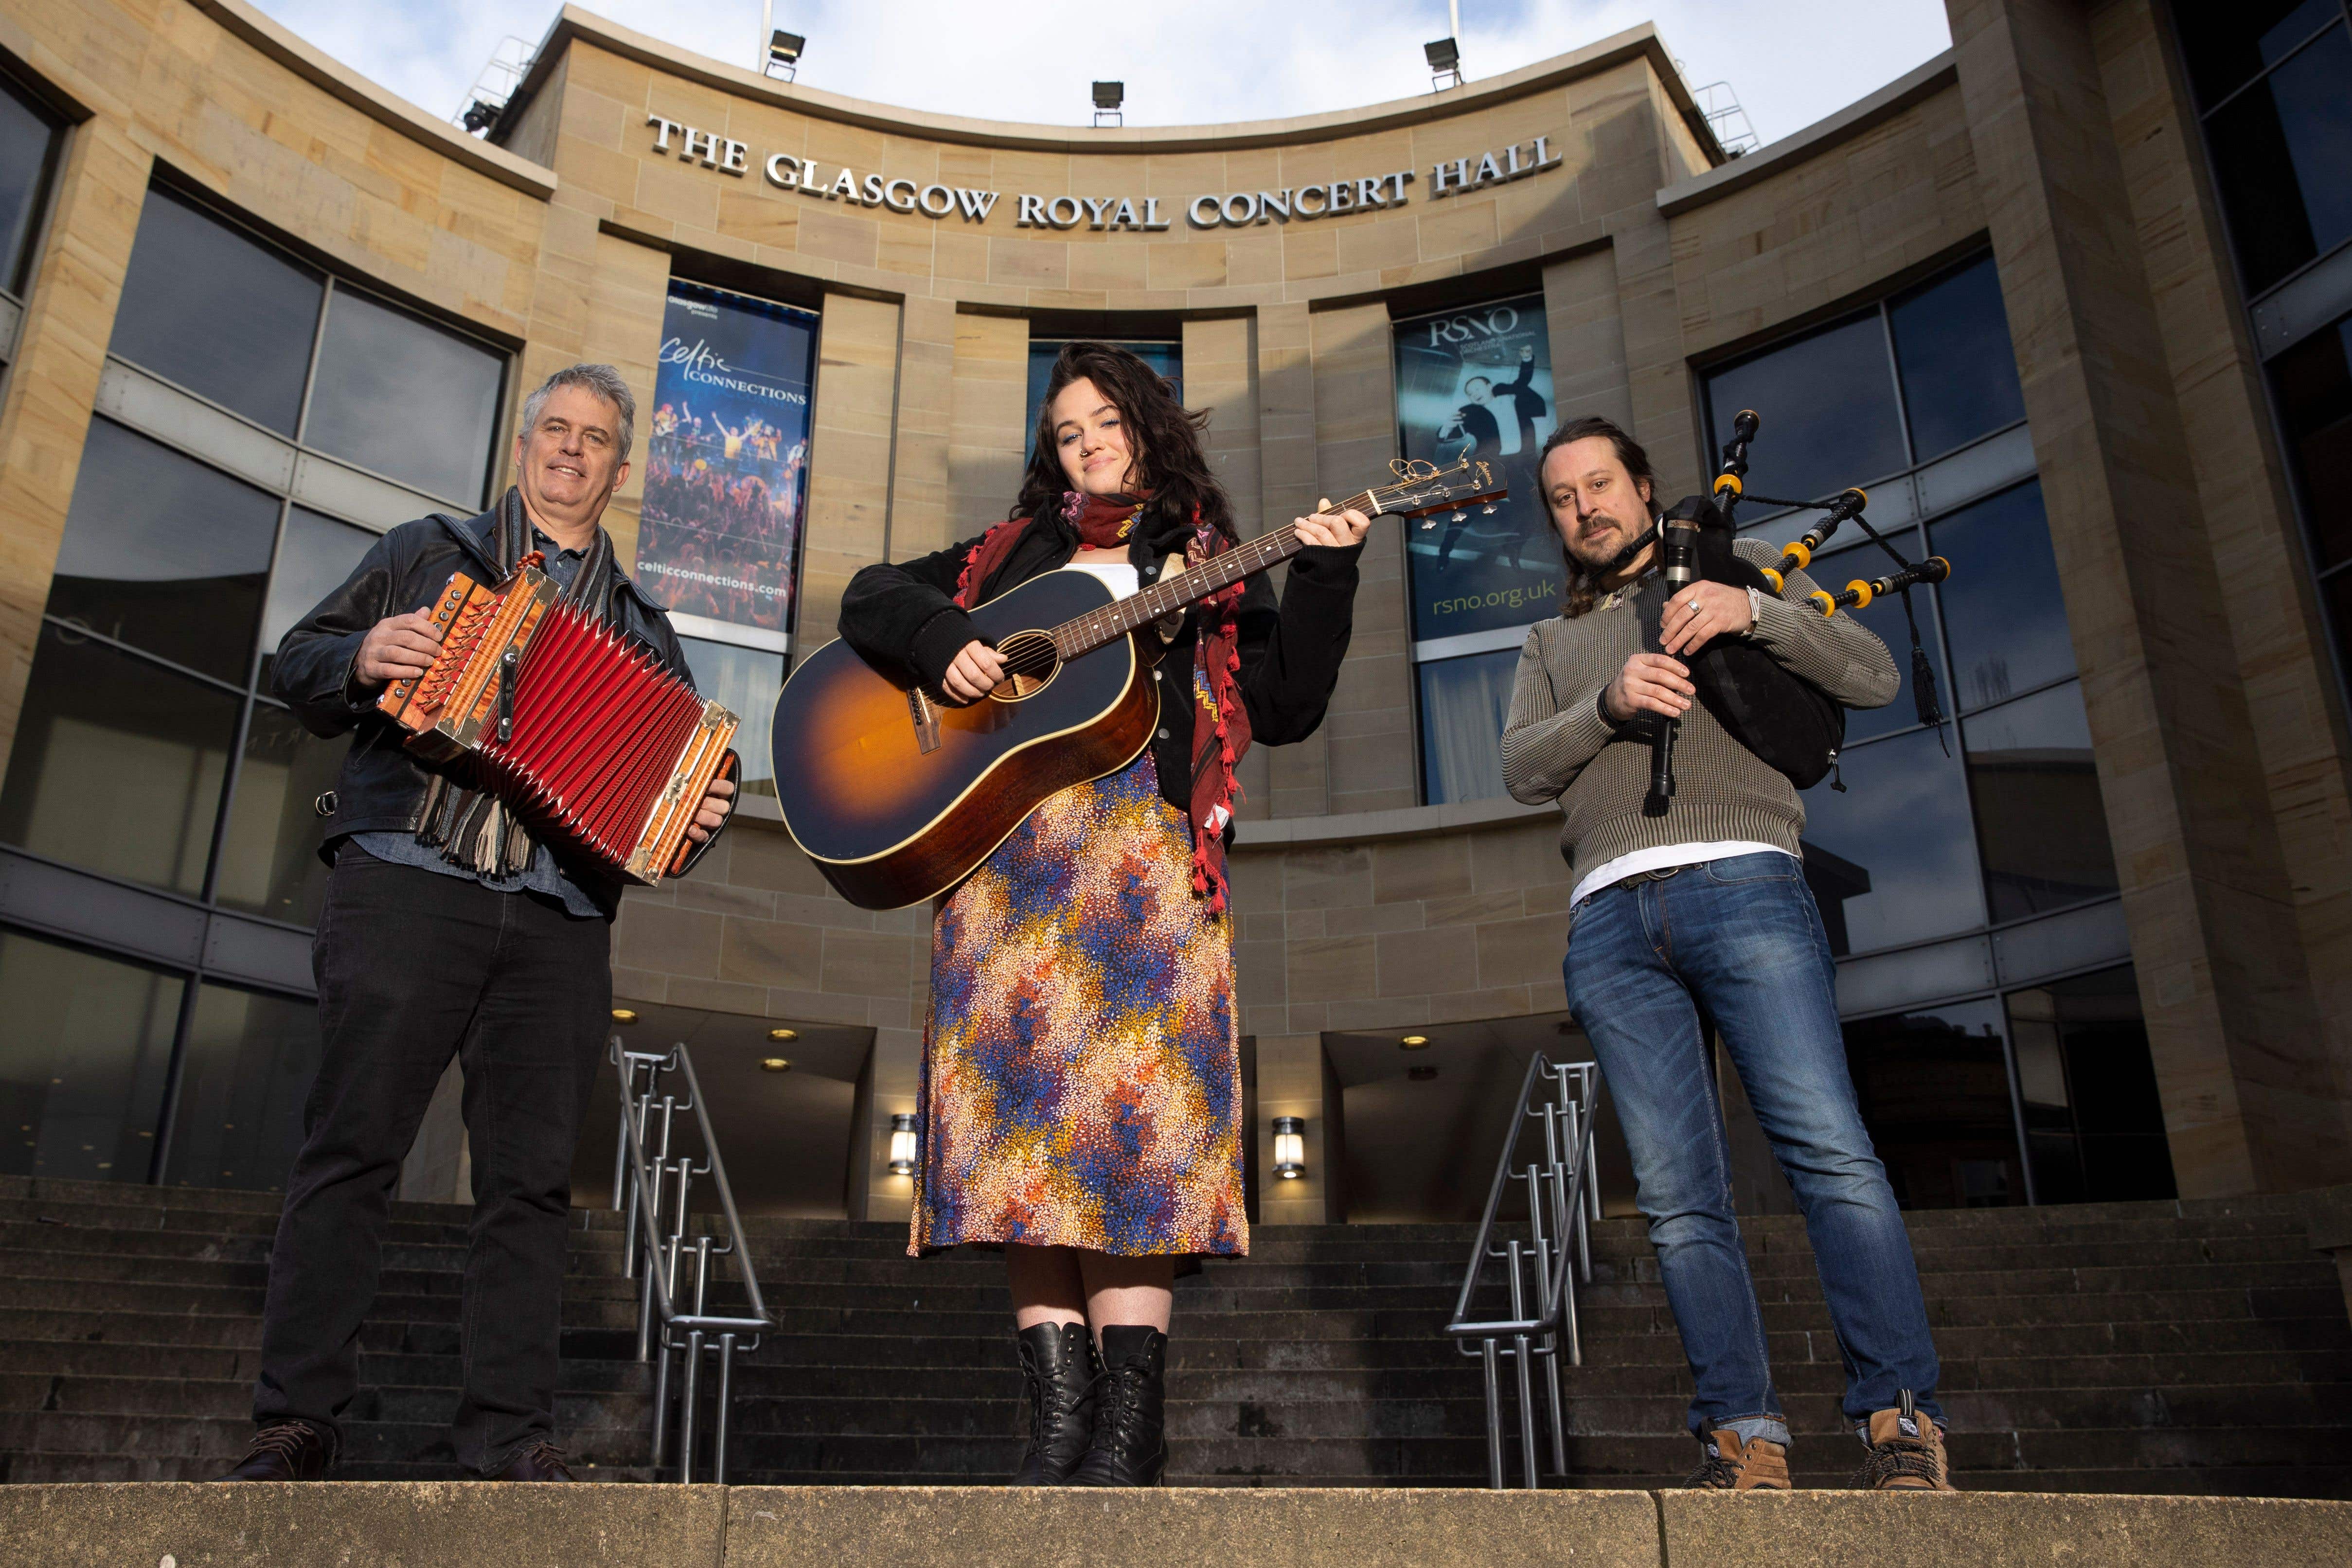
left=761, top=1057, right=792, bottom=1073
left=888, top=1113, right=919, bottom=1176
left=610, top=1008, right=638, bottom=1024
left=768, top=1027, right=799, bottom=1042
left=1272, top=1116, right=1306, bottom=1180
left=1399, top=1034, right=1430, bottom=1049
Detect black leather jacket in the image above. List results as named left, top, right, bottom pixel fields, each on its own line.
left=273, top=498, right=724, bottom=915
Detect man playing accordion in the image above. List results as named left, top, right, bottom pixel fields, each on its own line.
left=1503, top=415, right=1954, bottom=1493
left=219, top=364, right=736, bottom=1482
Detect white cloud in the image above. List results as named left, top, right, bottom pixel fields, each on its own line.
left=251, top=0, right=1950, bottom=150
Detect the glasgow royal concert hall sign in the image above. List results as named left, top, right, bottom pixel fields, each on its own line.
left=643, top=114, right=1567, bottom=232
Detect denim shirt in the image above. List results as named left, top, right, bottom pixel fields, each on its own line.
left=354, top=532, right=601, bottom=919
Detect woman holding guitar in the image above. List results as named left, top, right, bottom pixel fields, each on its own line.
left=836, top=342, right=1371, bottom=1486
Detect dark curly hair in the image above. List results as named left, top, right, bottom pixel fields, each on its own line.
left=1539, top=414, right=1657, bottom=618
left=1013, top=341, right=1235, bottom=543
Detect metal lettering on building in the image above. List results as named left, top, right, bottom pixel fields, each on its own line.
left=644, top=116, right=1563, bottom=231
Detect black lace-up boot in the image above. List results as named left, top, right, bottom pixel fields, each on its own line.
left=1065, top=1325, right=1167, bottom=1487
left=1011, top=1321, right=1099, bottom=1485
left=218, top=1420, right=334, bottom=1480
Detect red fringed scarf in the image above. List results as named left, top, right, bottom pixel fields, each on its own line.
left=954, top=491, right=1251, bottom=912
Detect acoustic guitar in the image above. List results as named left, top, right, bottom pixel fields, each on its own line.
left=771, top=459, right=1508, bottom=909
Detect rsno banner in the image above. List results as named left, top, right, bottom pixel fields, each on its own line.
left=639, top=281, right=819, bottom=635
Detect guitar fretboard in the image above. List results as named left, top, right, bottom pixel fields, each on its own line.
left=1049, top=489, right=1379, bottom=659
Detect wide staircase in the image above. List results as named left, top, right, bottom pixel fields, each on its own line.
left=0, top=1174, right=2347, bottom=1494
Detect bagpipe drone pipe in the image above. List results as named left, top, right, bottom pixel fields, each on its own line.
left=1624, top=409, right=1952, bottom=814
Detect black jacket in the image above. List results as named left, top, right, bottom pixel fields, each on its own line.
left=837, top=512, right=1363, bottom=827
left=272, top=498, right=723, bottom=916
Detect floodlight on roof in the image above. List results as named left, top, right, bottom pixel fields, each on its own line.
left=1091, top=80, right=1124, bottom=125
left=1425, top=36, right=1464, bottom=91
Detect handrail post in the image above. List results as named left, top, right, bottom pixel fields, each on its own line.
left=714, top=1333, right=737, bottom=1485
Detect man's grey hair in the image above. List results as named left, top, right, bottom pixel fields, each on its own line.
left=520, top=363, right=636, bottom=464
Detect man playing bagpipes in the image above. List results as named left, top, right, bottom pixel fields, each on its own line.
left=219, top=365, right=737, bottom=1483
left=1501, top=413, right=1955, bottom=1492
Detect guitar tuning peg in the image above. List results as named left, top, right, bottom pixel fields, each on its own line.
left=1448, top=509, right=1467, bottom=523
left=1480, top=503, right=1497, bottom=516
left=1419, top=517, right=1439, bottom=530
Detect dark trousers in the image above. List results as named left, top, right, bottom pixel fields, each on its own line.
left=252, top=847, right=611, bottom=1472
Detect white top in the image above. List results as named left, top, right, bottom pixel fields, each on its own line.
left=1569, top=840, right=1797, bottom=909
left=1066, top=560, right=1140, bottom=600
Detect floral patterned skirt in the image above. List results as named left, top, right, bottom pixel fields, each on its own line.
left=909, top=745, right=1246, bottom=1260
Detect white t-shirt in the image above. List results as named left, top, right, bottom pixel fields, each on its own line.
left=1569, top=840, right=1798, bottom=909
left=1066, top=560, right=1140, bottom=600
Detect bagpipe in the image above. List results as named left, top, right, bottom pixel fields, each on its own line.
left=1621, top=410, right=1952, bottom=813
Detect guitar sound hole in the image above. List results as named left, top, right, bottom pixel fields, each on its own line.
left=988, top=630, right=1060, bottom=700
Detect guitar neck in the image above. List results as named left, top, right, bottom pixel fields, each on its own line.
left=1050, top=489, right=1377, bottom=658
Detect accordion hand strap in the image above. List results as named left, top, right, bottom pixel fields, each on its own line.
left=413, top=488, right=622, bottom=879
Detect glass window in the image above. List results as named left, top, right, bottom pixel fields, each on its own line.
left=678, top=637, right=784, bottom=801
left=1394, top=296, right=1563, bottom=643
left=1842, top=998, right=2026, bottom=1209
left=304, top=286, right=504, bottom=504
left=2005, top=966, right=2175, bottom=1204
left=1803, top=534, right=1943, bottom=744
left=0, top=930, right=181, bottom=1182
left=1963, top=681, right=2119, bottom=923
left=0, top=72, right=60, bottom=296
left=2268, top=317, right=2352, bottom=573
left=161, top=983, right=319, bottom=1192
left=1800, top=726, right=1984, bottom=957
left=2176, top=0, right=2344, bottom=109
left=108, top=187, right=324, bottom=435
left=213, top=704, right=346, bottom=926
left=1418, top=646, right=1520, bottom=805
left=1888, top=255, right=2027, bottom=462
left=0, top=623, right=240, bottom=895
left=1706, top=314, right=1907, bottom=506
left=2203, top=21, right=2352, bottom=295
left=259, top=509, right=377, bottom=688
left=43, top=419, right=278, bottom=683
left=1930, top=481, right=2076, bottom=711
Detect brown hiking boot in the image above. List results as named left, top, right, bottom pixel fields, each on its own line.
left=1853, top=1390, right=1954, bottom=1491
left=1683, top=1423, right=1791, bottom=1490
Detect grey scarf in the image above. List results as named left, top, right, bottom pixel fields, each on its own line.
left=412, top=487, right=623, bottom=877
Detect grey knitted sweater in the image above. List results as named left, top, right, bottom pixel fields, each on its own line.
left=1500, top=536, right=1900, bottom=892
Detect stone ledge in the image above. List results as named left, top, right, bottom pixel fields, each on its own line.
left=3, top=1484, right=2347, bottom=1568
left=1655, top=51, right=1958, bottom=217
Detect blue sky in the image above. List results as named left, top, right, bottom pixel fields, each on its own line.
left=251, top=0, right=1953, bottom=149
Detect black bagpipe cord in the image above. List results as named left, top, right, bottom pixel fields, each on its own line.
left=1743, top=488, right=1950, bottom=755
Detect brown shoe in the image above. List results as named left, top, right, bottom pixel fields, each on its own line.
left=219, top=1421, right=334, bottom=1481
left=1684, top=1423, right=1791, bottom=1490
left=1853, top=1391, right=1954, bottom=1491
left=486, top=1441, right=575, bottom=1481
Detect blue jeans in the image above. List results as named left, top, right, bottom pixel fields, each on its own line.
left=1561, top=853, right=1941, bottom=1447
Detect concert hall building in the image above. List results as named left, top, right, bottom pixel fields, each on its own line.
left=4, top=0, right=2352, bottom=1235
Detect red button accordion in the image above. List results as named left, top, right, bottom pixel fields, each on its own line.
left=376, top=559, right=738, bottom=886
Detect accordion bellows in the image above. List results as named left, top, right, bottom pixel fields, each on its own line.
left=377, top=560, right=739, bottom=886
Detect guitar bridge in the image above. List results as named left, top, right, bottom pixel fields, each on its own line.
left=907, top=684, right=942, bottom=753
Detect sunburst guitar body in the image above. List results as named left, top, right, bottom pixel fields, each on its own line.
left=771, top=459, right=1507, bottom=909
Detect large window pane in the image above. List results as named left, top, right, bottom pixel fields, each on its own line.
left=2005, top=966, right=2174, bottom=1204
left=1705, top=314, right=1907, bottom=508
left=1930, top=481, right=2076, bottom=711
left=260, top=508, right=377, bottom=690
left=0, top=623, right=240, bottom=895
left=304, top=286, right=504, bottom=504
left=0, top=931, right=181, bottom=1182
left=1803, top=534, right=1942, bottom=744
left=162, top=983, right=319, bottom=1193
left=1842, top=998, right=2026, bottom=1209
left=1799, top=727, right=1983, bottom=957
left=214, top=703, right=346, bottom=926
left=44, top=419, right=278, bottom=683
left=2268, top=316, right=2352, bottom=573
left=2203, top=23, right=2352, bottom=295
left=0, top=73, right=60, bottom=295
left=1888, top=256, right=2026, bottom=462
left=2176, top=0, right=2343, bottom=110
left=1394, top=296, right=1563, bottom=642
left=108, top=186, right=323, bottom=434
left=1418, top=647, right=1519, bottom=805
left=678, top=637, right=784, bottom=802
left=1963, top=681, right=2118, bottom=923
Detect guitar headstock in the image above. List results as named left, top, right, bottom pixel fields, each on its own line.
left=1372, top=457, right=1511, bottom=522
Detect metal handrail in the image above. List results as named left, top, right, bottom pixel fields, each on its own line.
left=1444, top=1054, right=1602, bottom=1490
left=611, top=1036, right=772, bottom=1483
